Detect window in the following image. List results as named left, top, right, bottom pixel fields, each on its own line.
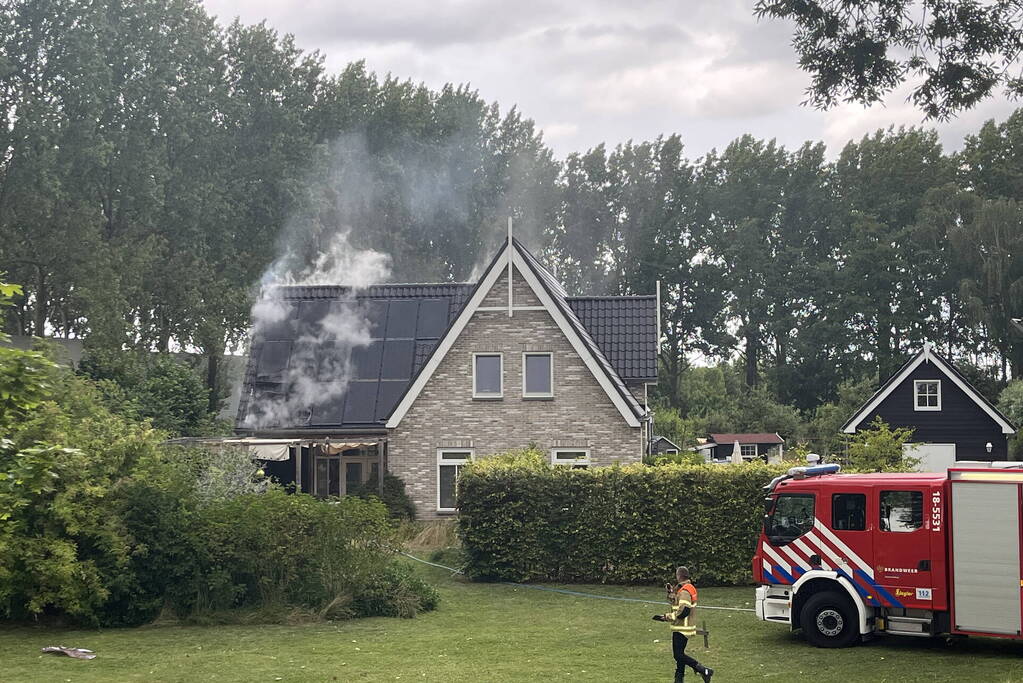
left=740, top=444, right=757, bottom=458
left=473, top=353, right=502, bottom=398
left=552, top=449, right=590, bottom=469
left=914, top=380, right=941, bottom=411
left=523, top=352, right=553, bottom=397
left=664, top=448, right=679, bottom=455
left=880, top=491, right=923, bottom=532
left=314, top=456, right=340, bottom=497
left=437, top=449, right=472, bottom=512
left=765, top=493, right=815, bottom=545
left=831, top=493, right=866, bottom=531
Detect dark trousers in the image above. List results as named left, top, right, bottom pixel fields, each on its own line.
left=671, top=632, right=703, bottom=675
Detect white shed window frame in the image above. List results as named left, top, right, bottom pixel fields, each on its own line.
left=914, top=379, right=941, bottom=411
left=436, top=448, right=474, bottom=513
left=551, top=448, right=591, bottom=468
left=522, top=352, right=554, bottom=398
left=740, top=444, right=757, bottom=458
left=472, top=353, right=503, bottom=399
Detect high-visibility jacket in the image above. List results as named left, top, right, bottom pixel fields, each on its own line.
left=662, top=582, right=698, bottom=636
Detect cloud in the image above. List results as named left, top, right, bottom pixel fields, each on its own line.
left=201, top=0, right=1021, bottom=158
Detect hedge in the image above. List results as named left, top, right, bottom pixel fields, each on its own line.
left=457, top=452, right=785, bottom=585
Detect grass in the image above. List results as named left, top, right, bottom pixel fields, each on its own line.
left=2, top=561, right=1023, bottom=682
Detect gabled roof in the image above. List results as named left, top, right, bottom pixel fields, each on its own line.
left=237, top=239, right=656, bottom=433
left=385, top=238, right=647, bottom=428
left=567, top=296, right=658, bottom=382
left=841, top=344, right=1017, bottom=435
left=708, top=433, right=785, bottom=445
left=652, top=435, right=682, bottom=450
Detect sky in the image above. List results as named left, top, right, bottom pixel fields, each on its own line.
left=201, top=0, right=1020, bottom=159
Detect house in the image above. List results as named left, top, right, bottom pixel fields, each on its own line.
left=705, top=433, right=785, bottom=462
left=235, top=236, right=658, bottom=518
left=841, top=343, right=1017, bottom=470
left=650, top=435, right=682, bottom=456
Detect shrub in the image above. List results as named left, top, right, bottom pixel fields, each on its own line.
left=347, top=473, right=416, bottom=520
left=458, top=454, right=785, bottom=586
left=349, top=561, right=440, bottom=619
left=844, top=417, right=918, bottom=472
left=186, top=490, right=396, bottom=615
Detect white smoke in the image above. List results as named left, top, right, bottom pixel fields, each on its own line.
left=242, top=229, right=391, bottom=429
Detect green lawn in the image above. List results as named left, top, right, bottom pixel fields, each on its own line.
left=2, top=561, right=1022, bottom=682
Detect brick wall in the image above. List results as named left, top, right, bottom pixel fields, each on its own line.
left=388, top=265, right=645, bottom=519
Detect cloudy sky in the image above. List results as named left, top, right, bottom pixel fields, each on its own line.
left=201, top=0, right=1019, bottom=159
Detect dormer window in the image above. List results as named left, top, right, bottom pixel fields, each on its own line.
left=914, top=380, right=940, bottom=411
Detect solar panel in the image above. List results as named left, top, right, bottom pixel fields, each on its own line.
left=349, top=341, right=382, bottom=380
left=258, top=303, right=297, bottom=340
left=385, top=300, right=418, bottom=338
left=416, top=299, right=449, bottom=338
left=310, top=390, right=346, bottom=426
left=375, top=381, right=406, bottom=421
left=256, top=341, right=292, bottom=381
left=342, top=381, right=378, bottom=423
left=380, top=340, right=415, bottom=380
left=363, top=300, right=389, bottom=338
left=297, top=300, right=332, bottom=335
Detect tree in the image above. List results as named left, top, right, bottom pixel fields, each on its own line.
left=845, top=417, right=919, bottom=472
left=754, top=0, right=1023, bottom=119
left=703, top=135, right=790, bottom=387
left=832, top=127, right=953, bottom=379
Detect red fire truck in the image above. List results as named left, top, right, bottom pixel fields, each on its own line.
left=754, top=462, right=1023, bottom=647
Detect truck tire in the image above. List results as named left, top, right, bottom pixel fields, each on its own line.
left=800, top=592, right=859, bottom=648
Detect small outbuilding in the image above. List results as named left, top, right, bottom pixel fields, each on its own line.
left=649, top=435, right=682, bottom=456
left=705, top=433, right=784, bottom=462
left=841, top=343, right=1017, bottom=470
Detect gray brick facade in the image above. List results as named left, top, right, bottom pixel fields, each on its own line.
left=388, top=265, right=646, bottom=519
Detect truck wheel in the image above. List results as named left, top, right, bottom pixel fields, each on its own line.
left=800, top=592, right=859, bottom=648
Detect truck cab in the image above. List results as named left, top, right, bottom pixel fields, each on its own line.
left=754, top=465, right=951, bottom=647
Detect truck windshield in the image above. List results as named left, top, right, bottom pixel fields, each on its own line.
left=766, top=493, right=815, bottom=545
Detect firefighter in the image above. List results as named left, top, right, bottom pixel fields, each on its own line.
left=653, top=566, right=713, bottom=683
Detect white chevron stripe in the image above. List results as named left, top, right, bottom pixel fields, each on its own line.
left=792, top=537, right=832, bottom=570
left=760, top=543, right=792, bottom=573
left=813, top=519, right=875, bottom=578
left=779, top=543, right=809, bottom=571
left=804, top=531, right=845, bottom=568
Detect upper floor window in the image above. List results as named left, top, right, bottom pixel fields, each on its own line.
left=473, top=353, right=502, bottom=398
left=914, top=380, right=940, bottom=411
left=740, top=444, right=757, bottom=458
left=552, top=448, right=590, bottom=469
left=831, top=493, right=866, bottom=531
left=523, top=352, right=553, bottom=398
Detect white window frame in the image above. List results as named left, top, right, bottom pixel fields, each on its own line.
left=437, top=448, right=473, bottom=512
left=551, top=448, right=591, bottom=468
left=740, top=444, right=757, bottom=458
left=472, top=353, right=503, bottom=399
left=914, top=380, right=941, bottom=411
left=664, top=448, right=679, bottom=455
left=522, top=352, right=554, bottom=398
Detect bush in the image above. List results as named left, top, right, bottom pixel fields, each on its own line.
left=347, top=473, right=416, bottom=521
left=349, top=561, right=440, bottom=619
left=844, top=417, right=918, bottom=472
left=457, top=454, right=785, bottom=586
left=80, top=350, right=220, bottom=437
left=187, top=490, right=395, bottom=615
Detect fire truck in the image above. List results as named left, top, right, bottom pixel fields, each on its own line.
left=753, top=462, right=1023, bottom=647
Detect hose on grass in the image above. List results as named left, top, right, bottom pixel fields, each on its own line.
left=399, top=551, right=756, bottom=613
